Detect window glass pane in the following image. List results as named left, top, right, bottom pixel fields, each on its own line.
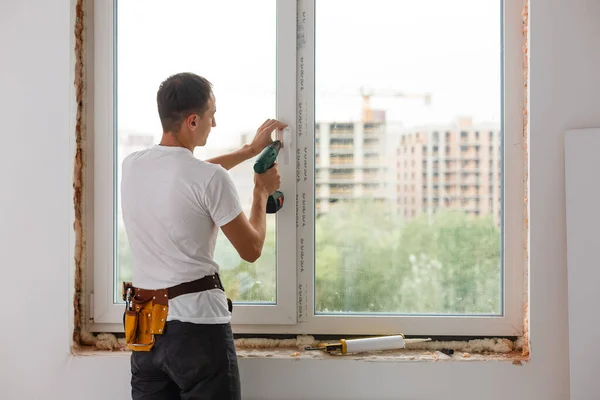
left=115, top=0, right=277, bottom=303
left=315, top=0, right=502, bottom=315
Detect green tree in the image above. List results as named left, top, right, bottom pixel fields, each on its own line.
left=315, top=200, right=405, bottom=312
left=396, top=211, right=501, bottom=314
left=315, top=204, right=501, bottom=315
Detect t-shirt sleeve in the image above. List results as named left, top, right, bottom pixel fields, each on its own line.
left=203, top=167, right=244, bottom=227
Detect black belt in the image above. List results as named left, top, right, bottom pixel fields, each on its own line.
left=123, top=273, right=226, bottom=306
left=168, top=273, right=225, bottom=299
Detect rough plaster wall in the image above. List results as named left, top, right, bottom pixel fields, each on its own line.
left=521, top=0, right=530, bottom=358
left=72, top=0, right=85, bottom=347
left=71, top=0, right=532, bottom=356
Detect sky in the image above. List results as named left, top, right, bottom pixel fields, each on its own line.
left=116, top=0, right=501, bottom=149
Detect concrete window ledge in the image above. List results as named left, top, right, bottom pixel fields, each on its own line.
left=71, top=334, right=528, bottom=365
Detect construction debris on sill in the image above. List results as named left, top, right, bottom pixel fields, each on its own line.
left=73, top=332, right=527, bottom=365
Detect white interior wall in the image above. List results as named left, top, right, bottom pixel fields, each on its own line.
left=1, top=0, right=600, bottom=399
left=565, top=128, right=600, bottom=400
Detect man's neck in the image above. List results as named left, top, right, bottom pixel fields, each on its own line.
left=160, top=132, right=193, bottom=152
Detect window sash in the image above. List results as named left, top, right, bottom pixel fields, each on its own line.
left=88, top=0, right=297, bottom=328
left=231, top=0, right=525, bottom=337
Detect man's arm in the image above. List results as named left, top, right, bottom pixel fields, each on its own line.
left=220, top=161, right=280, bottom=263
left=220, top=188, right=269, bottom=263
left=206, top=119, right=287, bottom=170
left=206, top=144, right=257, bottom=171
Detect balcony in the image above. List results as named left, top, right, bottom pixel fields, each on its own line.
left=462, top=151, right=479, bottom=159
left=462, top=177, right=479, bottom=185
left=362, top=188, right=382, bottom=197
left=329, top=188, right=354, bottom=197
left=363, top=173, right=380, bottom=181
left=363, top=145, right=380, bottom=154
left=363, top=157, right=380, bottom=166
left=329, top=147, right=354, bottom=155
left=329, top=143, right=354, bottom=150
left=329, top=129, right=354, bottom=139
left=363, top=123, right=382, bottom=136
left=330, top=156, right=354, bottom=165
left=330, top=173, right=354, bottom=180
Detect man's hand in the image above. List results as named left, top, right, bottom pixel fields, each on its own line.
left=206, top=119, right=287, bottom=171
left=254, top=163, right=281, bottom=196
left=249, top=119, right=288, bottom=156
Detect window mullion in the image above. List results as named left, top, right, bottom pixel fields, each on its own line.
left=272, top=0, right=298, bottom=324
left=296, top=0, right=316, bottom=325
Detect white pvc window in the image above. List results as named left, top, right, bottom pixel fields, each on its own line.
left=88, top=0, right=525, bottom=337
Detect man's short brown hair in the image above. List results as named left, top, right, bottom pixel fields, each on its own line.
left=156, top=72, right=213, bottom=133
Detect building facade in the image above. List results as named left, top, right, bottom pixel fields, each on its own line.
left=315, top=121, right=390, bottom=215
left=395, top=118, right=502, bottom=225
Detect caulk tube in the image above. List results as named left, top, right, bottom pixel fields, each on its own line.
left=340, top=335, right=406, bottom=354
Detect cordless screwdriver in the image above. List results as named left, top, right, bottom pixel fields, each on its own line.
left=253, top=140, right=284, bottom=213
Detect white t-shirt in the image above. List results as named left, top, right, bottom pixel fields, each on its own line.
left=120, top=145, right=243, bottom=324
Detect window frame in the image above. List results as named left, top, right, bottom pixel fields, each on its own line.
left=86, top=0, right=526, bottom=338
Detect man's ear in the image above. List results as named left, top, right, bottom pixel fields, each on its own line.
left=187, top=114, right=197, bottom=129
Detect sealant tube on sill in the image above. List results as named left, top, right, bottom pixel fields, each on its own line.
left=305, top=335, right=431, bottom=355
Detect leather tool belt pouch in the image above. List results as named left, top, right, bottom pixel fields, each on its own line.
left=122, top=283, right=168, bottom=352
left=122, top=274, right=230, bottom=352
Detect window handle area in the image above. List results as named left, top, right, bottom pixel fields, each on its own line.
left=279, top=126, right=292, bottom=166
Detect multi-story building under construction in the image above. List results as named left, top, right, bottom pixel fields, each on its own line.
left=395, top=117, right=502, bottom=225
left=315, top=121, right=390, bottom=215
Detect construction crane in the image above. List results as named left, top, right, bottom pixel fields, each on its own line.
left=317, top=86, right=432, bottom=123
left=359, top=86, right=432, bottom=123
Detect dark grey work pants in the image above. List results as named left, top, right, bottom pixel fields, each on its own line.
left=130, top=321, right=241, bottom=400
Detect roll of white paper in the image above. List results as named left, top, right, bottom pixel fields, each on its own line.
left=343, top=335, right=406, bottom=353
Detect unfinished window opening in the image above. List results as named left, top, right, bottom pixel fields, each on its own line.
left=73, top=0, right=530, bottom=360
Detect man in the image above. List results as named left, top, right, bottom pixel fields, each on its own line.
left=120, top=72, right=285, bottom=399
